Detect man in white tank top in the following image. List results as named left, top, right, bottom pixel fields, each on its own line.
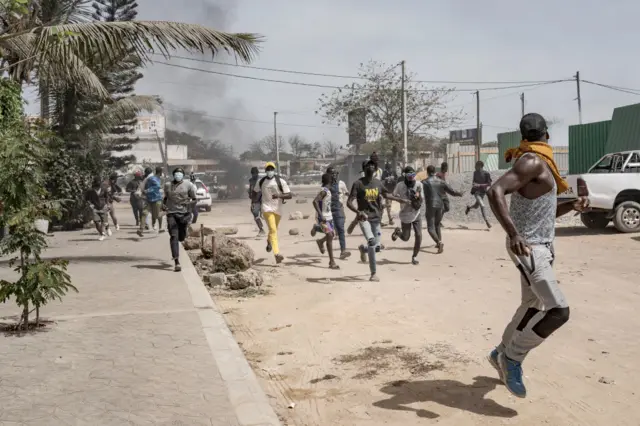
left=486, top=113, right=589, bottom=399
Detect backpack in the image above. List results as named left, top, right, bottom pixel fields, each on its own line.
left=258, top=175, right=287, bottom=204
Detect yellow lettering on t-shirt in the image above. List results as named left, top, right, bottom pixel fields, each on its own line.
left=364, top=188, right=379, bottom=201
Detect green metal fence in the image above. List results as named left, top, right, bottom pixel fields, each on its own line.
left=497, top=131, right=521, bottom=170
left=568, top=120, right=611, bottom=174
left=606, top=103, right=640, bottom=153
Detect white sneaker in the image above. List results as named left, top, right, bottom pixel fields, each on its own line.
left=152, top=225, right=157, bottom=232
left=106, top=228, right=112, bottom=237
left=98, top=235, right=105, bottom=241
left=115, top=224, right=120, bottom=231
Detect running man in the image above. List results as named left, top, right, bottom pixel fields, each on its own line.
left=347, top=159, right=405, bottom=282
left=253, top=162, right=292, bottom=264
left=107, top=172, right=122, bottom=231
left=145, top=166, right=165, bottom=233
left=163, top=167, right=197, bottom=272
left=465, top=160, right=492, bottom=229
left=391, top=166, right=423, bottom=265
left=436, top=162, right=450, bottom=215
left=422, top=165, right=463, bottom=253
left=487, top=113, right=589, bottom=398
left=381, top=162, right=398, bottom=225
left=325, top=166, right=350, bottom=259
left=311, top=173, right=340, bottom=269
left=136, top=167, right=154, bottom=236
left=85, top=176, right=111, bottom=241
left=248, top=167, right=265, bottom=236
left=126, top=170, right=144, bottom=226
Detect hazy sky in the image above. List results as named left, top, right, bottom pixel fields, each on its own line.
left=130, top=1, right=640, bottom=151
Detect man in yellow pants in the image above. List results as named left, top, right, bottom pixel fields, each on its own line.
left=253, top=162, right=292, bottom=264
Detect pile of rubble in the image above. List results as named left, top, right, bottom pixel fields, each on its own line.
left=184, top=226, right=264, bottom=290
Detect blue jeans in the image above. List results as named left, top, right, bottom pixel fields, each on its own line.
left=332, top=209, right=346, bottom=252
left=359, top=220, right=381, bottom=275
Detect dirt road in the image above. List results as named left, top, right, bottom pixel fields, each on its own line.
left=198, top=189, right=640, bottom=426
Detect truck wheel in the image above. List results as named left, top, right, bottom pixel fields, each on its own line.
left=580, top=212, right=610, bottom=229
left=613, top=201, right=640, bottom=233
left=205, top=205, right=212, bottom=212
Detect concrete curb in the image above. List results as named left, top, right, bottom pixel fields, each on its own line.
left=179, top=249, right=282, bottom=426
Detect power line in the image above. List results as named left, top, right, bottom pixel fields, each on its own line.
left=153, top=53, right=566, bottom=85
left=582, top=80, right=640, bottom=96
left=163, top=107, right=341, bottom=129
left=154, top=61, right=571, bottom=93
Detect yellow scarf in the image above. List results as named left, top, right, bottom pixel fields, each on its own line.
left=504, top=141, right=569, bottom=194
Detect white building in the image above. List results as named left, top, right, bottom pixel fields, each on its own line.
left=110, top=112, right=188, bottom=164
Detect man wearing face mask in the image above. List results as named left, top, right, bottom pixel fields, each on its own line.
left=347, top=160, right=405, bottom=282
left=163, top=167, right=196, bottom=272
left=326, top=166, right=350, bottom=259
left=422, top=165, right=463, bottom=253
left=391, top=166, right=423, bottom=265
left=253, top=162, right=292, bottom=264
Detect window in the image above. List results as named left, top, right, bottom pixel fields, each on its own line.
left=590, top=154, right=625, bottom=173
left=624, top=152, right=640, bottom=173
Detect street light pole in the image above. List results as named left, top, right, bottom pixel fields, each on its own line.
left=273, top=111, right=280, bottom=174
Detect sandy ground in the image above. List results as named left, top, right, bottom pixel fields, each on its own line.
left=197, top=188, right=640, bottom=426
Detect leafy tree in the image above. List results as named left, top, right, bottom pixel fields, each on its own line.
left=91, top=0, right=144, bottom=167
left=317, top=60, right=463, bottom=164
left=0, top=79, right=77, bottom=330
left=0, top=0, right=260, bottom=117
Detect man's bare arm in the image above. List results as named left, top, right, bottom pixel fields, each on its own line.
left=381, top=186, right=406, bottom=203
left=346, top=183, right=359, bottom=215
left=487, top=156, right=545, bottom=239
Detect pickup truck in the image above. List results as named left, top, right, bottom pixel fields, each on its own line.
left=562, top=150, right=640, bottom=233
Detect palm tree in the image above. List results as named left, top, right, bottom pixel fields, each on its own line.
left=0, top=0, right=261, bottom=117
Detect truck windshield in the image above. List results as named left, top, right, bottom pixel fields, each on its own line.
left=590, top=153, right=627, bottom=173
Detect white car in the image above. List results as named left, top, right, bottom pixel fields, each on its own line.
left=193, top=179, right=213, bottom=212
left=564, top=150, right=640, bottom=233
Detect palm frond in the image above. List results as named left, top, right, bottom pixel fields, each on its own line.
left=32, top=21, right=261, bottom=66
left=79, top=94, right=159, bottom=137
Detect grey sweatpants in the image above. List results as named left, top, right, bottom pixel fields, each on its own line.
left=498, top=243, right=568, bottom=362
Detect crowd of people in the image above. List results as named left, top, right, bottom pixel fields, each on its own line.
left=85, top=166, right=203, bottom=272
left=247, top=113, right=591, bottom=400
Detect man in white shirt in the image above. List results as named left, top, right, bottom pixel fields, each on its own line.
left=252, top=162, right=292, bottom=264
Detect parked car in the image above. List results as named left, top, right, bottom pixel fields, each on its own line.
left=193, top=179, right=212, bottom=212
left=563, top=150, right=640, bottom=233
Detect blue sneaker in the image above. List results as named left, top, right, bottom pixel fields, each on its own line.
left=498, top=353, right=527, bottom=398
left=487, top=348, right=502, bottom=379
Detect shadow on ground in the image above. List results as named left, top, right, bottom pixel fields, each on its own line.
left=132, top=262, right=173, bottom=271
left=306, top=275, right=368, bottom=283
left=555, top=226, right=617, bottom=237
left=373, top=376, right=517, bottom=419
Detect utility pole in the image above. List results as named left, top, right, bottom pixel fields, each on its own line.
left=475, top=90, right=481, bottom=161
left=575, top=71, right=583, bottom=124
left=401, top=60, right=408, bottom=166
left=520, top=93, right=525, bottom=117
left=273, top=111, right=280, bottom=174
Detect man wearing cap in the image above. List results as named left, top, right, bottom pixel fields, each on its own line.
left=390, top=166, right=423, bottom=265
left=422, top=165, right=463, bottom=253
left=487, top=113, right=589, bottom=398
left=163, top=167, right=197, bottom=272
left=253, top=162, right=292, bottom=264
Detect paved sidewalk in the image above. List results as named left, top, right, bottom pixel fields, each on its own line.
left=0, top=213, right=280, bottom=425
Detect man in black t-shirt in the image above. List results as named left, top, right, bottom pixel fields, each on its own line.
left=347, top=160, right=406, bottom=282
left=465, top=160, right=492, bottom=229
